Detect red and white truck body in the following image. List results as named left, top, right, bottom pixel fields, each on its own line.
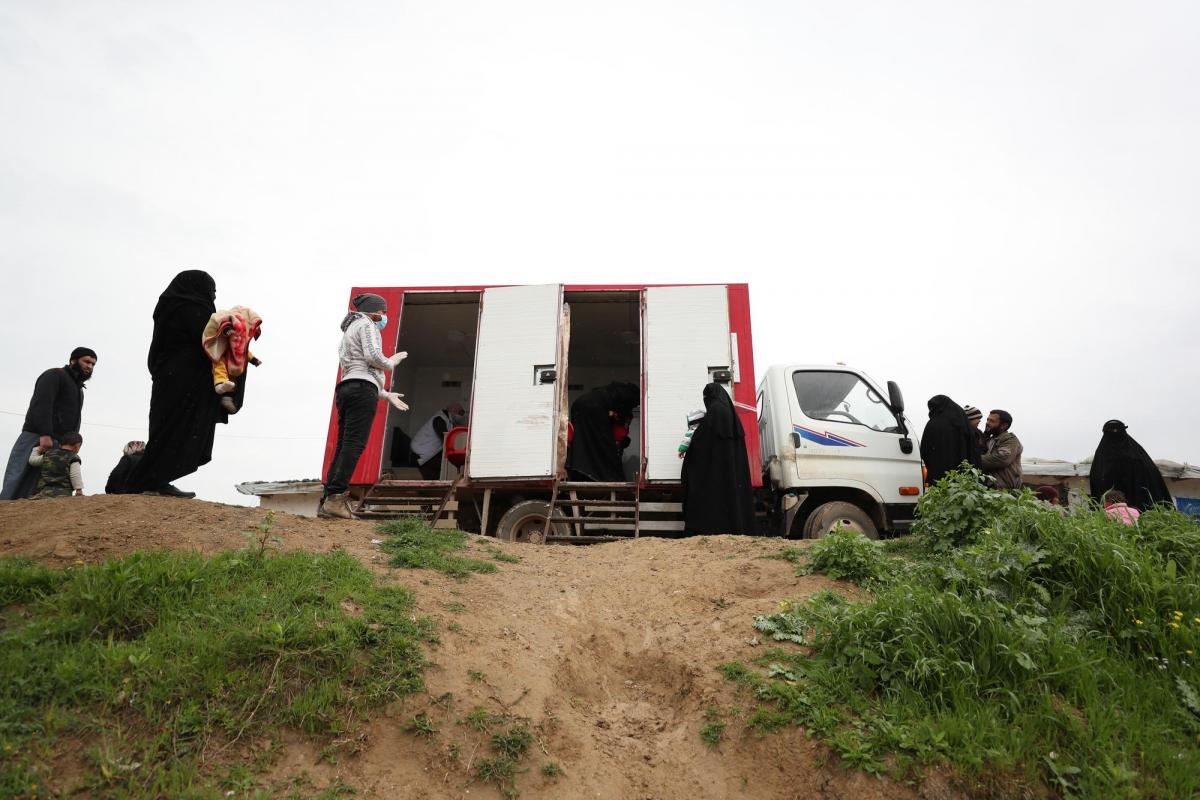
left=320, top=284, right=758, bottom=538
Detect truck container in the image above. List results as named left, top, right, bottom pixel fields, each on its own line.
left=322, top=283, right=758, bottom=541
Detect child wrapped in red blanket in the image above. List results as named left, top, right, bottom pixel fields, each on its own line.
left=202, top=306, right=262, bottom=414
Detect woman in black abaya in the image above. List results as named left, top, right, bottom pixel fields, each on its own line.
left=126, top=270, right=237, bottom=496
left=1089, top=419, right=1171, bottom=511
left=566, top=381, right=639, bottom=482
left=681, top=383, right=756, bottom=535
left=919, top=395, right=980, bottom=486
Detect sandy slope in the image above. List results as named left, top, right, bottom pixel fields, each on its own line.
left=1, top=496, right=963, bottom=799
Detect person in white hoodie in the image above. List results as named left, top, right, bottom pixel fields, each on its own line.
left=320, top=293, right=409, bottom=519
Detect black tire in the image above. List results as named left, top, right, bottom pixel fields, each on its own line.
left=495, top=500, right=569, bottom=544
left=802, top=501, right=879, bottom=540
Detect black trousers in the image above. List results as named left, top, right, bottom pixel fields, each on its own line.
left=325, top=380, right=378, bottom=496
left=418, top=452, right=443, bottom=480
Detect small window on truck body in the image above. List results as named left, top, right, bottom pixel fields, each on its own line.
left=790, top=370, right=902, bottom=433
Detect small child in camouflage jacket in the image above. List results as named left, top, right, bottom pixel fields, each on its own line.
left=29, top=431, right=84, bottom=497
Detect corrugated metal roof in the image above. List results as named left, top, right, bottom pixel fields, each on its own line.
left=1023, top=458, right=1200, bottom=480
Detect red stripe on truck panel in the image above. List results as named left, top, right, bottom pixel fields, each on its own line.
left=726, top=284, right=762, bottom=488
left=321, top=287, right=408, bottom=487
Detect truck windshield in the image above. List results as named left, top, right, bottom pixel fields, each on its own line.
left=791, top=371, right=901, bottom=433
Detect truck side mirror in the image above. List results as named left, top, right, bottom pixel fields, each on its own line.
left=887, top=381, right=905, bottom=414
left=899, top=436, right=913, bottom=454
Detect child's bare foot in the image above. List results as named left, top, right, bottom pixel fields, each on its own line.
left=221, top=396, right=237, bottom=413
left=215, top=381, right=236, bottom=395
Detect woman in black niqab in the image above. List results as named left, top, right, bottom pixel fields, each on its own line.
left=126, top=270, right=230, bottom=495
left=566, top=381, right=639, bottom=482
left=919, top=395, right=980, bottom=486
left=681, top=383, right=756, bottom=535
left=1089, top=420, right=1171, bottom=511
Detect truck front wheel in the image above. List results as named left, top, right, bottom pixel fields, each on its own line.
left=802, top=501, right=879, bottom=540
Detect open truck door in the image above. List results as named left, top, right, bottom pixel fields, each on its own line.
left=467, top=284, right=565, bottom=480
left=643, top=285, right=733, bottom=482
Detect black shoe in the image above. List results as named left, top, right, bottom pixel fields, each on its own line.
left=155, top=484, right=196, bottom=499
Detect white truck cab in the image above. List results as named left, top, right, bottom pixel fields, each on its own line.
left=758, top=364, right=923, bottom=538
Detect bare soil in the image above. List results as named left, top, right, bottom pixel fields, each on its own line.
left=0, top=496, right=968, bottom=799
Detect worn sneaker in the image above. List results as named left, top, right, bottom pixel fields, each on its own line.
left=215, top=381, right=237, bottom=395
left=221, top=396, right=238, bottom=413
left=318, top=493, right=353, bottom=519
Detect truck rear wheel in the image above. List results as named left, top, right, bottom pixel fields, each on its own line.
left=803, top=501, right=879, bottom=540
left=495, top=500, right=568, bottom=544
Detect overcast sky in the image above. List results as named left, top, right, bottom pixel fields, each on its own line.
left=2, top=1, right=1197, bottom=507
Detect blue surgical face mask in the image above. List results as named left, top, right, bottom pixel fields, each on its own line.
left=374, top=314, right=388, bottom=331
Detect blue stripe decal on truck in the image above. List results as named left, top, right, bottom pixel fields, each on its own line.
left=793, top=424, right=865, bottom=448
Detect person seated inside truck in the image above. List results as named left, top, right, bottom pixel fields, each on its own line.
left=681, top=383, right=755, bottom=535
left=411, top=402, right=467, bottom=480
left=566, top=382, right=639, bottom=482
left=919, top=395, right=981, bottom=486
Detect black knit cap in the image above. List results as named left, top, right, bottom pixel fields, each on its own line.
left=351, top=293, right=387, bottom=313
left=70, top=347, right=97, bottom=361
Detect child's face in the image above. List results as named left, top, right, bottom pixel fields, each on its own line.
left=62, top=442, right=82, bottom=453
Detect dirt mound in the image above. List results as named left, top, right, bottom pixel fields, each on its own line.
left=0, top=497, right=961, bottom=799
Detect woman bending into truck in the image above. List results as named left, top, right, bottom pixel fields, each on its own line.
left=566, top=381, right=639, bottom=482
left=681, top=383, right=756, bottom=535
left=320, top=293, right=410, bottom=519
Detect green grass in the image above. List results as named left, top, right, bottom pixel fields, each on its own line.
left=486, top=546, right=521, bottom=564
left=700, top=707, right=726, bottom=748
left=476, top=725, right=534, bottom=797
left=405, top=713, right=438, bottom=738
left=724, top=470, right=1200, bottom=799
left=377, top=518, right=499, bottom=577
left=0, top=548, right=433, bottom=798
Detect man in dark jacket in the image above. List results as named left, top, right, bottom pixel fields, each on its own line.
left=1, top=347, right=97, bottom=500
left=981, top=409, right=1024, bottom=490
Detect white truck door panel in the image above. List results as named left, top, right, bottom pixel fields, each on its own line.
left=786, top=368, right=920, bottom=503
left=467, top=285, right=563, bottom=479
left=643, top=285, right=731, bottom=481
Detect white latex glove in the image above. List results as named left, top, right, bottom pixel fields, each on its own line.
left=388, top=350, right=408, bottom=367
left=384, top=392, right=409, bottom=411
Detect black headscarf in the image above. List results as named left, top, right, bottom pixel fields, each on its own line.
left=1089, top=420, right=1171, bottom=511
left=606, top=382, right=640, bottom=424
left=566, top=382, right=640, bottom=482
left=681, top=383, right=755, bottom=535
left=919, top=395, right=981, bottom=486
left=148, top=270, right=217, bottom=372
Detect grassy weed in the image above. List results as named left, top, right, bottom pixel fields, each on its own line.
left=726, top=474, right=1200, bottom=798
left=799, top=527, right=892, bottom=585
left=377, top=518, right=498, bottom=577
left=0, top=548, right=431, bottom=798
left=486, top=546, right=521, bottom=564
